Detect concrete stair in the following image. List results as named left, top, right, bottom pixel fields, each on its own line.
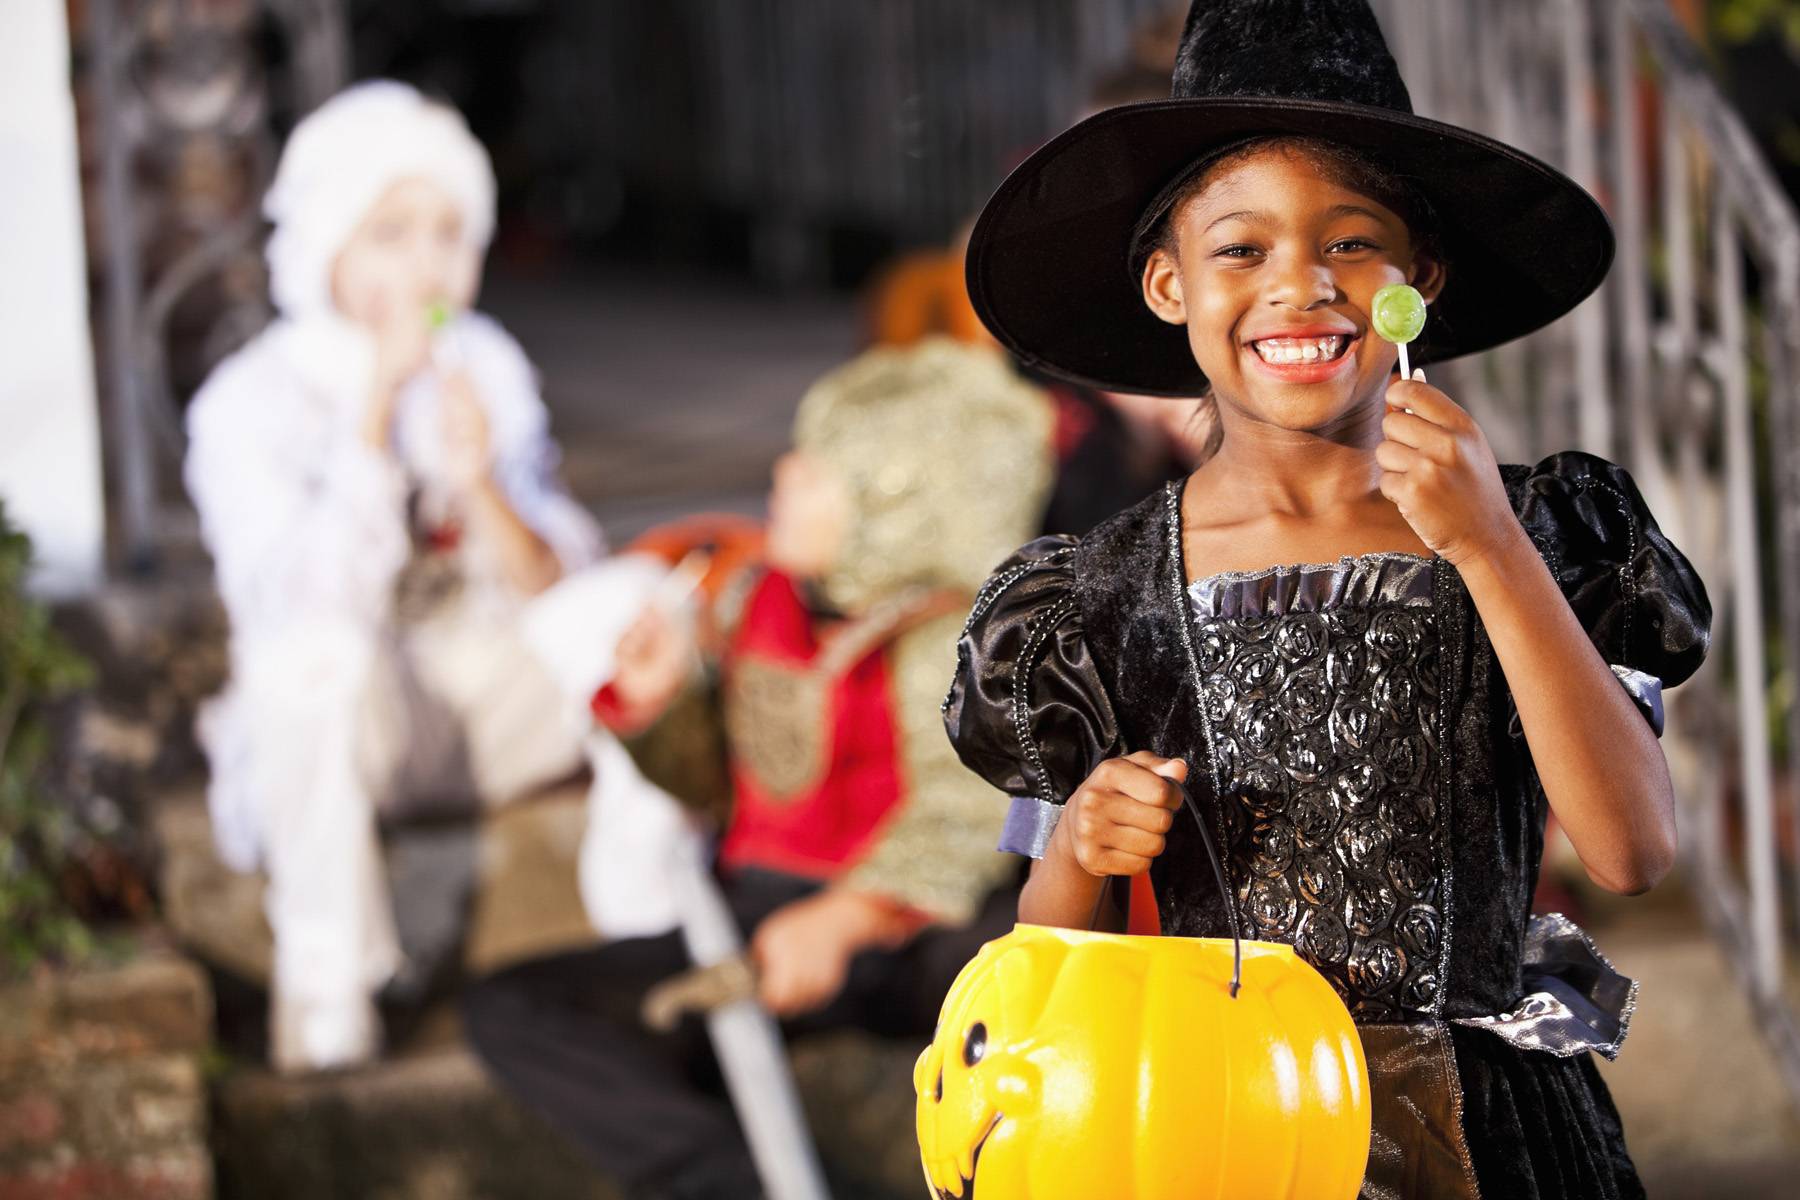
left=153, top=783, right=923, bottom=1200
left=212, top=1045, right=620, bottom=1200
left=0, top=946, right=214, bottom=1200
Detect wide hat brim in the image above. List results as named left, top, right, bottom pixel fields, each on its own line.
left=966, top=96, right=1615, bottom=397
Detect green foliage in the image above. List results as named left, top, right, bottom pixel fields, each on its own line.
left=0, top=501, right=95, bottom=977
left=1713, top=0, right=1800, bottom=56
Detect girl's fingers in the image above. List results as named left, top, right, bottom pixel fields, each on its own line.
left=1375, top=437, right=1423, bottom=475
left=1099, top=824, right=1167, bottom=860
left=1384, top=378, right=1465, bottom=427
left=1146, top=757, right=1189, bottom=784
left=1379, top=408, right=1455, bottom=456
left=1112, top=757, right=1187, bottom=809
left=1089, top=849, right=1154, bottom=878
left=1100, top=789, right=1176, bottom=833
left=1378, top=471, right=1410, bottom=511
left=1122, top=749, right=1186, bottom=777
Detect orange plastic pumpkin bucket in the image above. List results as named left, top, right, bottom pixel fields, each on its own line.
left=915, top=783, right=1371, bottom=1199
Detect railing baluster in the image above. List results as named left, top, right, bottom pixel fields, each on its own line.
left=1760, top=247, right=1800, bottom=950
left=1563, top=0, right=1613, bottom=455
left=91, top=0, right=157, bottom=570
left=1610, top=1, right=1665, bottom=512
left=1658, top=113, right=1707, bottom=623
left=1715, top=205, right=1785, bottom=1000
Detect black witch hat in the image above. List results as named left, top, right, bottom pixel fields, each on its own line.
left=965, top=0, right=1614, bottom=396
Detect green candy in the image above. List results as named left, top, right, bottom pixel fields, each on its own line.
left=426, top=300, right=453, bottom=330
left=1371, top=283, right=1426, bottom=345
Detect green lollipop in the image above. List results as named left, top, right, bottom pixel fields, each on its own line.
left=425, top=299, right=462, bottom=369
left=1371, top=283, right=1426, bottom=380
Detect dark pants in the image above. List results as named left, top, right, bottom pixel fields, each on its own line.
left=462, top=869, right=1018, bottom=1200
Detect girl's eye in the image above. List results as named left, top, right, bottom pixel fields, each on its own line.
left=1329, top=238, right=1379, bottom=254
left=1213, top=244, right=1262, bottom=259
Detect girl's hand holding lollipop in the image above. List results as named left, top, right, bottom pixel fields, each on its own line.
left=1373, top=283, right=1524, bottom=569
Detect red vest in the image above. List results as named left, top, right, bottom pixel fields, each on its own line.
left=716, top=572, right=904, bottom=881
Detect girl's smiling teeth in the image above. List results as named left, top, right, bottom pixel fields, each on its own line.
left=1251, top=334, right=1350, bottom=364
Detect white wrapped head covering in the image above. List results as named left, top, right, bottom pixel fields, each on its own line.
left=264, top=80, right=496, bottom=318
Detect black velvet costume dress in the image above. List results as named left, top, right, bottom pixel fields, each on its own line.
left=944, top=452, right=1711, bottom=1200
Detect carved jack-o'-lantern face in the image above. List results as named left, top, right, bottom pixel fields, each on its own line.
left=914, top=925, right=1370, bottom=1200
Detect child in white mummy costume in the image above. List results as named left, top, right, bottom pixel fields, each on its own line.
left=186, top=81, right=682, bottom=1071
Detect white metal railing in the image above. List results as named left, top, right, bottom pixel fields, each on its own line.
left=1377, top=0, right=1800, bottom=1105
left=88, top=0, right=347, bottom=569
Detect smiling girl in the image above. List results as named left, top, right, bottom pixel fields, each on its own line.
left=943, top=2, right=1710, bottom=1197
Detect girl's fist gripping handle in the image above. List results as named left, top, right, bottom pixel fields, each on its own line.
left=1076, top=753, right=1241, bottom=999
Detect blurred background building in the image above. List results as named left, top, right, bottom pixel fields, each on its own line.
left=4, top=1, right=1800, bottom=1198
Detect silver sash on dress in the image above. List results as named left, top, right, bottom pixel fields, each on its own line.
left=1450, top=911, right=1638, bottom=1059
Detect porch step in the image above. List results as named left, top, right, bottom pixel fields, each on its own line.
left=154, top=782, right=924, bottom=1199
left=214, top=1045, right=619, bottom=1200
left=211, top=1032, right=921, bottom=1200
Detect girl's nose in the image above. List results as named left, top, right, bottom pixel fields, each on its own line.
left=1266, top=257, right=1337, bottom=311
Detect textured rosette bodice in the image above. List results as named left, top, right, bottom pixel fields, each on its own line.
left=1187, top=553, right=1445, bottom=1021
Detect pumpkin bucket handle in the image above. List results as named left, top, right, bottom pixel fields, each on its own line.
left=1176, top=779, right=1242, bottom=998
left=1086, top=777, right=1243, bottom=999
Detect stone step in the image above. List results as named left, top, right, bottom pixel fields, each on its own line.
left=152, top=782, right=926, bottom=1199
left=0, top=946, right=214, bottom=1200
left=210, top=1033, right=922, bottom=1200
left=213, top=1045, right=620, bottom=1200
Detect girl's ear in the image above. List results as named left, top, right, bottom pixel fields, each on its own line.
left=1141, top=248, right=1187, bottom=325
left=1411, top=253, right=1448, bottom=306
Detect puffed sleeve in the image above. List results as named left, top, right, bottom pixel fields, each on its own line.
left=1510, top=451, right=1712, bottom=735
left=942, top=536, right=1124, bottom=857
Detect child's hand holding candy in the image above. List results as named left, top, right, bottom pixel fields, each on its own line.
left=1375, top=377, right=1523, bottom=570
left=373, top=287, right=435, bottom=377
left=1367, top=282, right=1523, bottom=568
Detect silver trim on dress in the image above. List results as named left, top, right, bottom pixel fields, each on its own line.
left=1451, top=911, right=1640, bottom=1060
left=998, top=793, right=1061, bottom=859
left=1188, top=551, right=1436, bottom=619
left=1610, top=664, right=1665, bottom=736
